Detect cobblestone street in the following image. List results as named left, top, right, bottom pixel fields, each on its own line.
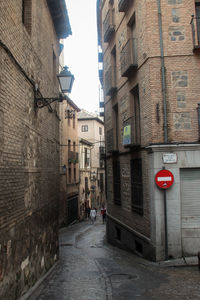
left=25, top=216, right=200, bottom=300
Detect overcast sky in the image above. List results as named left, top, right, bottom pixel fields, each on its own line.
left=64, top=0, right=100, bottom=113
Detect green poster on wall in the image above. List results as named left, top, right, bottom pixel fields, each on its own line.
left=123, top=125, right=131, bottom=145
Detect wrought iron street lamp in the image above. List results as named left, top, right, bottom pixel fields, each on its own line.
left=57, top=66, right=74, bottom=94
left=34, top=66, right=74, bottom=110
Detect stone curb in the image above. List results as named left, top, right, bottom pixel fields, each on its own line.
left=156, top=256, right=198, bottom=268
left=19, top=261, right=59, bottom=300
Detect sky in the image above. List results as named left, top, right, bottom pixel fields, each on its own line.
left=64, top=0, right=100, bottom=113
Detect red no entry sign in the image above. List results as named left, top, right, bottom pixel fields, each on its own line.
left=155, top=169, right=174, bottom=189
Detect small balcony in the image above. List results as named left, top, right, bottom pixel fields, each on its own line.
left=105, top=66, right=117, bottom=96
left=120, top=38, right=138, bottom=77
left=118, top=0, right=130, bottom=12
left=103, top=9, right=115, bottom=43
left=68, top=151, right=79, bottom=163
left=191, top=15, right=200, bottom=54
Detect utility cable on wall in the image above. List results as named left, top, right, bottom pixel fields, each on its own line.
left=0, top=39, right=59, bottom=115
left=0, top=39, right=35, bottom=88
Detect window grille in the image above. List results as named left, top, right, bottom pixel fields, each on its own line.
left=131, top=158, right=143, bottom=214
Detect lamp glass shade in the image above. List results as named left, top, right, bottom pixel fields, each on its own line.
left=57, top=66, right=74, bottom=93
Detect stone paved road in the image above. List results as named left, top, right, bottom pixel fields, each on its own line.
left=26, top=216, right=200, bottom=300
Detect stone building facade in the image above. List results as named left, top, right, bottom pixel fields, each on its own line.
left=60, top=97, right=80, bottom=226
left=97, top=0, right=200, bottom=261
left=0, top=0, right=71, bottom=298
left=78, top=138, right=93, bottom=219
left=78, top=110, right=105, bottom=210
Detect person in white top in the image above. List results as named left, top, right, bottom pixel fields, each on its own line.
left=90, top=208, right=96, bottom=225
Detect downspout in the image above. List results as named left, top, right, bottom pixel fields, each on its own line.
left=157, top=0, right=168, bottom=143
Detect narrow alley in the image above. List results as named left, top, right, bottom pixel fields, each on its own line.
left=24, top=215, right=200, bottom=300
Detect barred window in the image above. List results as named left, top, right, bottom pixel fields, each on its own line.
left=131, top=158, right=143, bottom=214
left=113, top=159, right=121, bottom=205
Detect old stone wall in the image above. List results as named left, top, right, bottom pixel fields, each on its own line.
left=0, top=0, right=61, bottom=298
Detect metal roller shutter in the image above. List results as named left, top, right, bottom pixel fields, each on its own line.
left=180, top=168, right=200, bottom=256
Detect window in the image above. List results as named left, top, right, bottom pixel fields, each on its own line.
left=131, top=159, right=143, bottom=214
left=99, top=146, right=105, bottom=158
left=73, top=141, right=76, bottom=153
left=113, top=159, right=121, bottom=205
left=22, top=0, right=32, bottom=35
left=100, top=173, right=104, bottom=192
left=68, top=167, right=71, bottom=183
left=84, top=148, right=87, bottom=167
left=99, top=146, right=105, bottom=168
left=68, top=140, right=71, bottom=160
left=68, top=113, right=71, bottom=126
left=113, top=104, right=119, bottom=150
left=128, top=13, right=137, bottom=64
left=85, top=177, right=89, bottom=199
left=99, top=127, right=102, bottom=135
left=68, top=140, right=71, bottom=152
left=81, top=125, right=88, bottom=132
left=130, top=85, right=141, bottom=145
left=65, top=108, right=71, bottom=126
left=74, top=168, right=76, bottom=182
left=73, top=113, right=76, bottom=128
left=84, top=148, right=90, bottom=167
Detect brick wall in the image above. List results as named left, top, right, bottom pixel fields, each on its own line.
left=0, top=0, right=62, bottom=298
left=100, top=0, right=200, bottom=256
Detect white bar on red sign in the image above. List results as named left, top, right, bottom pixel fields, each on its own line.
left=157, top=177, right=172, bottom=182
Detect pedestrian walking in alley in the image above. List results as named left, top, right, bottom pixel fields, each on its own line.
left=101, top=205, right=106, bottom=224
left=90, top=207, right=96, bottom=224
left=87, top=206, right=91, bottom=219
left=94, top=207, right=97, bottom=220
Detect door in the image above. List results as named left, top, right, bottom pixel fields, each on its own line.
left=180, top=168, right=200, bottom=256
left=67, top=195, right=78, bottom=225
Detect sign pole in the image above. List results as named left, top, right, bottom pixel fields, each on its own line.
left=162, top=166, right=168, bottom=260
left=155, top=167, right=174, bottom=261
left=163, top=188, right=168, bottom=260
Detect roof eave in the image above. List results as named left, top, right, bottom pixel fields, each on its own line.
left=47, top=0, right=72, bottom=39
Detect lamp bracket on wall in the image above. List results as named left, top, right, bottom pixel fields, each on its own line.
left=65, top=107, right=76, bottom=119
left=34, top=93, right=65, bottom=110
left=34, top=65, right=74, bottom=112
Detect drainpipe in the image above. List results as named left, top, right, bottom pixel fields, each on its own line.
left=157, top=0, right=168, bottom=143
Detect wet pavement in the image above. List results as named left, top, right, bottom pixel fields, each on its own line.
left=25, top=215, right=200, bottom=300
